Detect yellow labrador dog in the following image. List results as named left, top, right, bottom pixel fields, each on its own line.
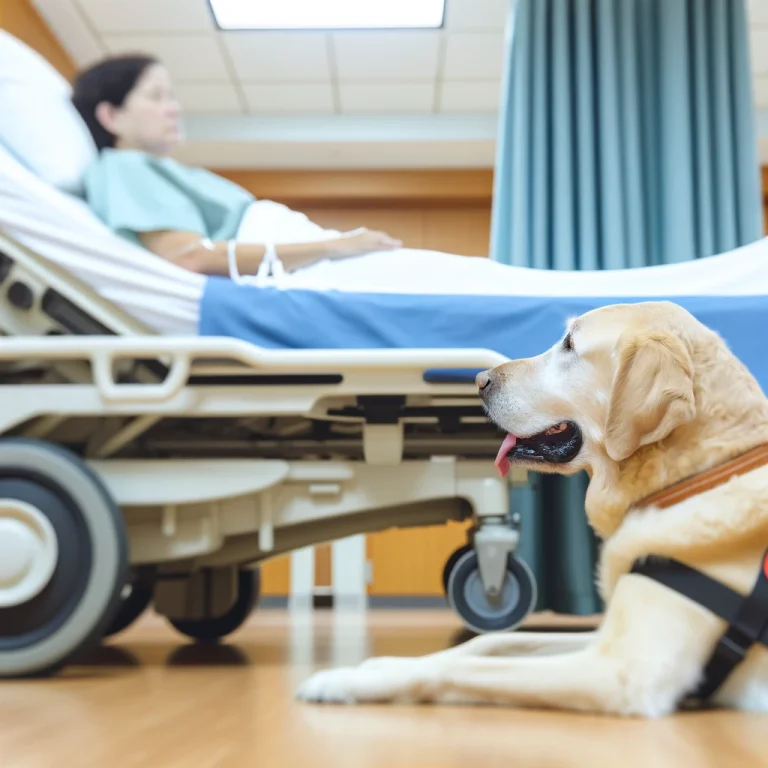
left=297, top=301, right=768, bottom=716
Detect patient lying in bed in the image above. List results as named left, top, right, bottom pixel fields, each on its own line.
left=73, top=54, right=404, bottom=278
left=71, top=52, right=768, bottom=303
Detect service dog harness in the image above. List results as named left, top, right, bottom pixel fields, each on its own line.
left=629, top=444, right=768, bottom=702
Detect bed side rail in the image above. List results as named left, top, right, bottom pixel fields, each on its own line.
left=0, top=334, right=509, bottom=403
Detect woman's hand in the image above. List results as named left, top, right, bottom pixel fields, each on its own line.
left=331, top=228, right=403, bottom=259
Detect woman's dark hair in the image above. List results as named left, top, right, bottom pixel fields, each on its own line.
left=71, top=54, right=158, bottom=150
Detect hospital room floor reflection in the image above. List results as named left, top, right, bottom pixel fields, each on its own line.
left=1, top=609, right=766, bottom=768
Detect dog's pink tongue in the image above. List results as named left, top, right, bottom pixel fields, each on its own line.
left=495, top=434, right=517, bottom=478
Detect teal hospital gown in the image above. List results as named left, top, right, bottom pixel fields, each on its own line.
left=82, top=148, right=254, bottom=246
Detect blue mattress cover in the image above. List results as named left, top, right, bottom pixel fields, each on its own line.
left=199, top=277, right=768, bottom=391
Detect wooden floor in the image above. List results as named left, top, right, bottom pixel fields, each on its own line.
left=2, top=609, right=767, bottom=768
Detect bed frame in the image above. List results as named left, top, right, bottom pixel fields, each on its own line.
left=0, top=232, right=535, bottom=678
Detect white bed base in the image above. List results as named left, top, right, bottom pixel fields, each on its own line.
left=0, top=334, right=521, bottom=566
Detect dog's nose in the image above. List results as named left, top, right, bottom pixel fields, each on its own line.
left=476, top=370, right=491, bottom=392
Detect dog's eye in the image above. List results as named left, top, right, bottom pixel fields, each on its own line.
left=562, top=333, right=573, bottom=352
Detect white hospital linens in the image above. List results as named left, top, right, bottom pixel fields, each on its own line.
left=0, top=144, right=204, bottom=334
left=235, top=200, right=768, bottom=297
left=289, top=240, right=768, bottom=296
left=236, top=199, right=343, bottom=244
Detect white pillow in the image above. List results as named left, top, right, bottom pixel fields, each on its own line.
left=0, top=30, right=96, bottom=195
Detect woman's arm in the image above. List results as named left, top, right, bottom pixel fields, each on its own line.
left=138, top=228, right=402, bottom=276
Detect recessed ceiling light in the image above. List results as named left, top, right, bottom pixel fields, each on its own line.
left=208, top=0, right=446, bottom=30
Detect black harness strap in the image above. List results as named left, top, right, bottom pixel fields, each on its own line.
left=630, top=549, right=768, bottom=700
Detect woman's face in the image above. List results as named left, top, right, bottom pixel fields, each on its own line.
left=99, top=63, right=182, bottom=155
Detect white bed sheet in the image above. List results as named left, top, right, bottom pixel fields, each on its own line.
left=0, top=144, right=204, bottom=334
left=231, top=187, right=768, bottom=297
left=288, top=238, right=768, bottom=296
left=2, top=140, right=768, bottom=340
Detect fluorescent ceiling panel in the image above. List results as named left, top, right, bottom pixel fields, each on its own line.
left=209, top=0, right=446, bottom=30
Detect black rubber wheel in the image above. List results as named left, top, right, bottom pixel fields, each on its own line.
left=0, top=438, right=128, bottom=678
left=169, top=568, right=260, bottom=644
left=442, top=543, right=472, bottom=594
left=446, top=550, right=536, bottom=634
left=103, top=577, right=154, bottom=638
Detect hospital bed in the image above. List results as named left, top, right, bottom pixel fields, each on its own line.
left=3, top=31, right=768, bottom=680
left=0, top=141, right=541, bottom=679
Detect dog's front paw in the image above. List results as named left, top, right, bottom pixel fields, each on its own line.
left=296, top=661, right=426, bottom=705
left=296, top=667, right=362, bottom=704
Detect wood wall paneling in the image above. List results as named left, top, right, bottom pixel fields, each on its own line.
left=314, top=544, right=332, bottom=587
left=423, top=208, right=492, bottom=256
left=0, top=0, right=75, bottom=79
left=301, top=205, right=492, bottom=256
left=214, top=169, right=495, bottom=209
left=366, top=520, right=472, bottom=597
left=259, top=553, right=292, bottom=596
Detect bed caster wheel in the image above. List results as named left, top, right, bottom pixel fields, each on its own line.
left=0, top=438, right=127, bottom=678
left=442, top=544, right=472, bottom=594
left=103, top=575, right=155, bottom=638
left=169, top=568, right=260, bottom=644
left=446, top=549, right=537, bottom=634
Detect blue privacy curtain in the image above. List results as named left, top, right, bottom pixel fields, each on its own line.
left=490, top=0, right=763, bottom=614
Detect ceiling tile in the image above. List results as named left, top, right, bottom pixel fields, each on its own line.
left=444, top=0, right=509, bottom=30
left=443, top=32, right=505, bottom=79
left=333, top=32, right=440, bottom=81
left=241, top=83, right=335, bottom=114
left=77, top=0, right=214, bottom=33
left=439, top=80, right=500, bottom=112
left=339, top=83, right=435, bottom=113
left=755, top=75, right=768, bottom=107
left=223, top=32, right=331, bottom=81
left=175, top=83, right=242, bottom=113
left=752, top=29, right=768, bottom=73
left=30, top=0, right=105, bottom=66
left=102, top=35, right=231, bottom=81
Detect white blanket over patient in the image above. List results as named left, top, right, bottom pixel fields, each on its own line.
left=235, top=198, right=768, bottom=297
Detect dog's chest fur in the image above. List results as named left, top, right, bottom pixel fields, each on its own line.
left=596, top=463, right=768, bottom=601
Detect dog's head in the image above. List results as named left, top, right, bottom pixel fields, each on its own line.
left=478, top=302, right=701, bottom=479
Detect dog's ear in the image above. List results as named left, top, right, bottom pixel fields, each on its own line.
left=604, top=329, right=696, bottom=462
